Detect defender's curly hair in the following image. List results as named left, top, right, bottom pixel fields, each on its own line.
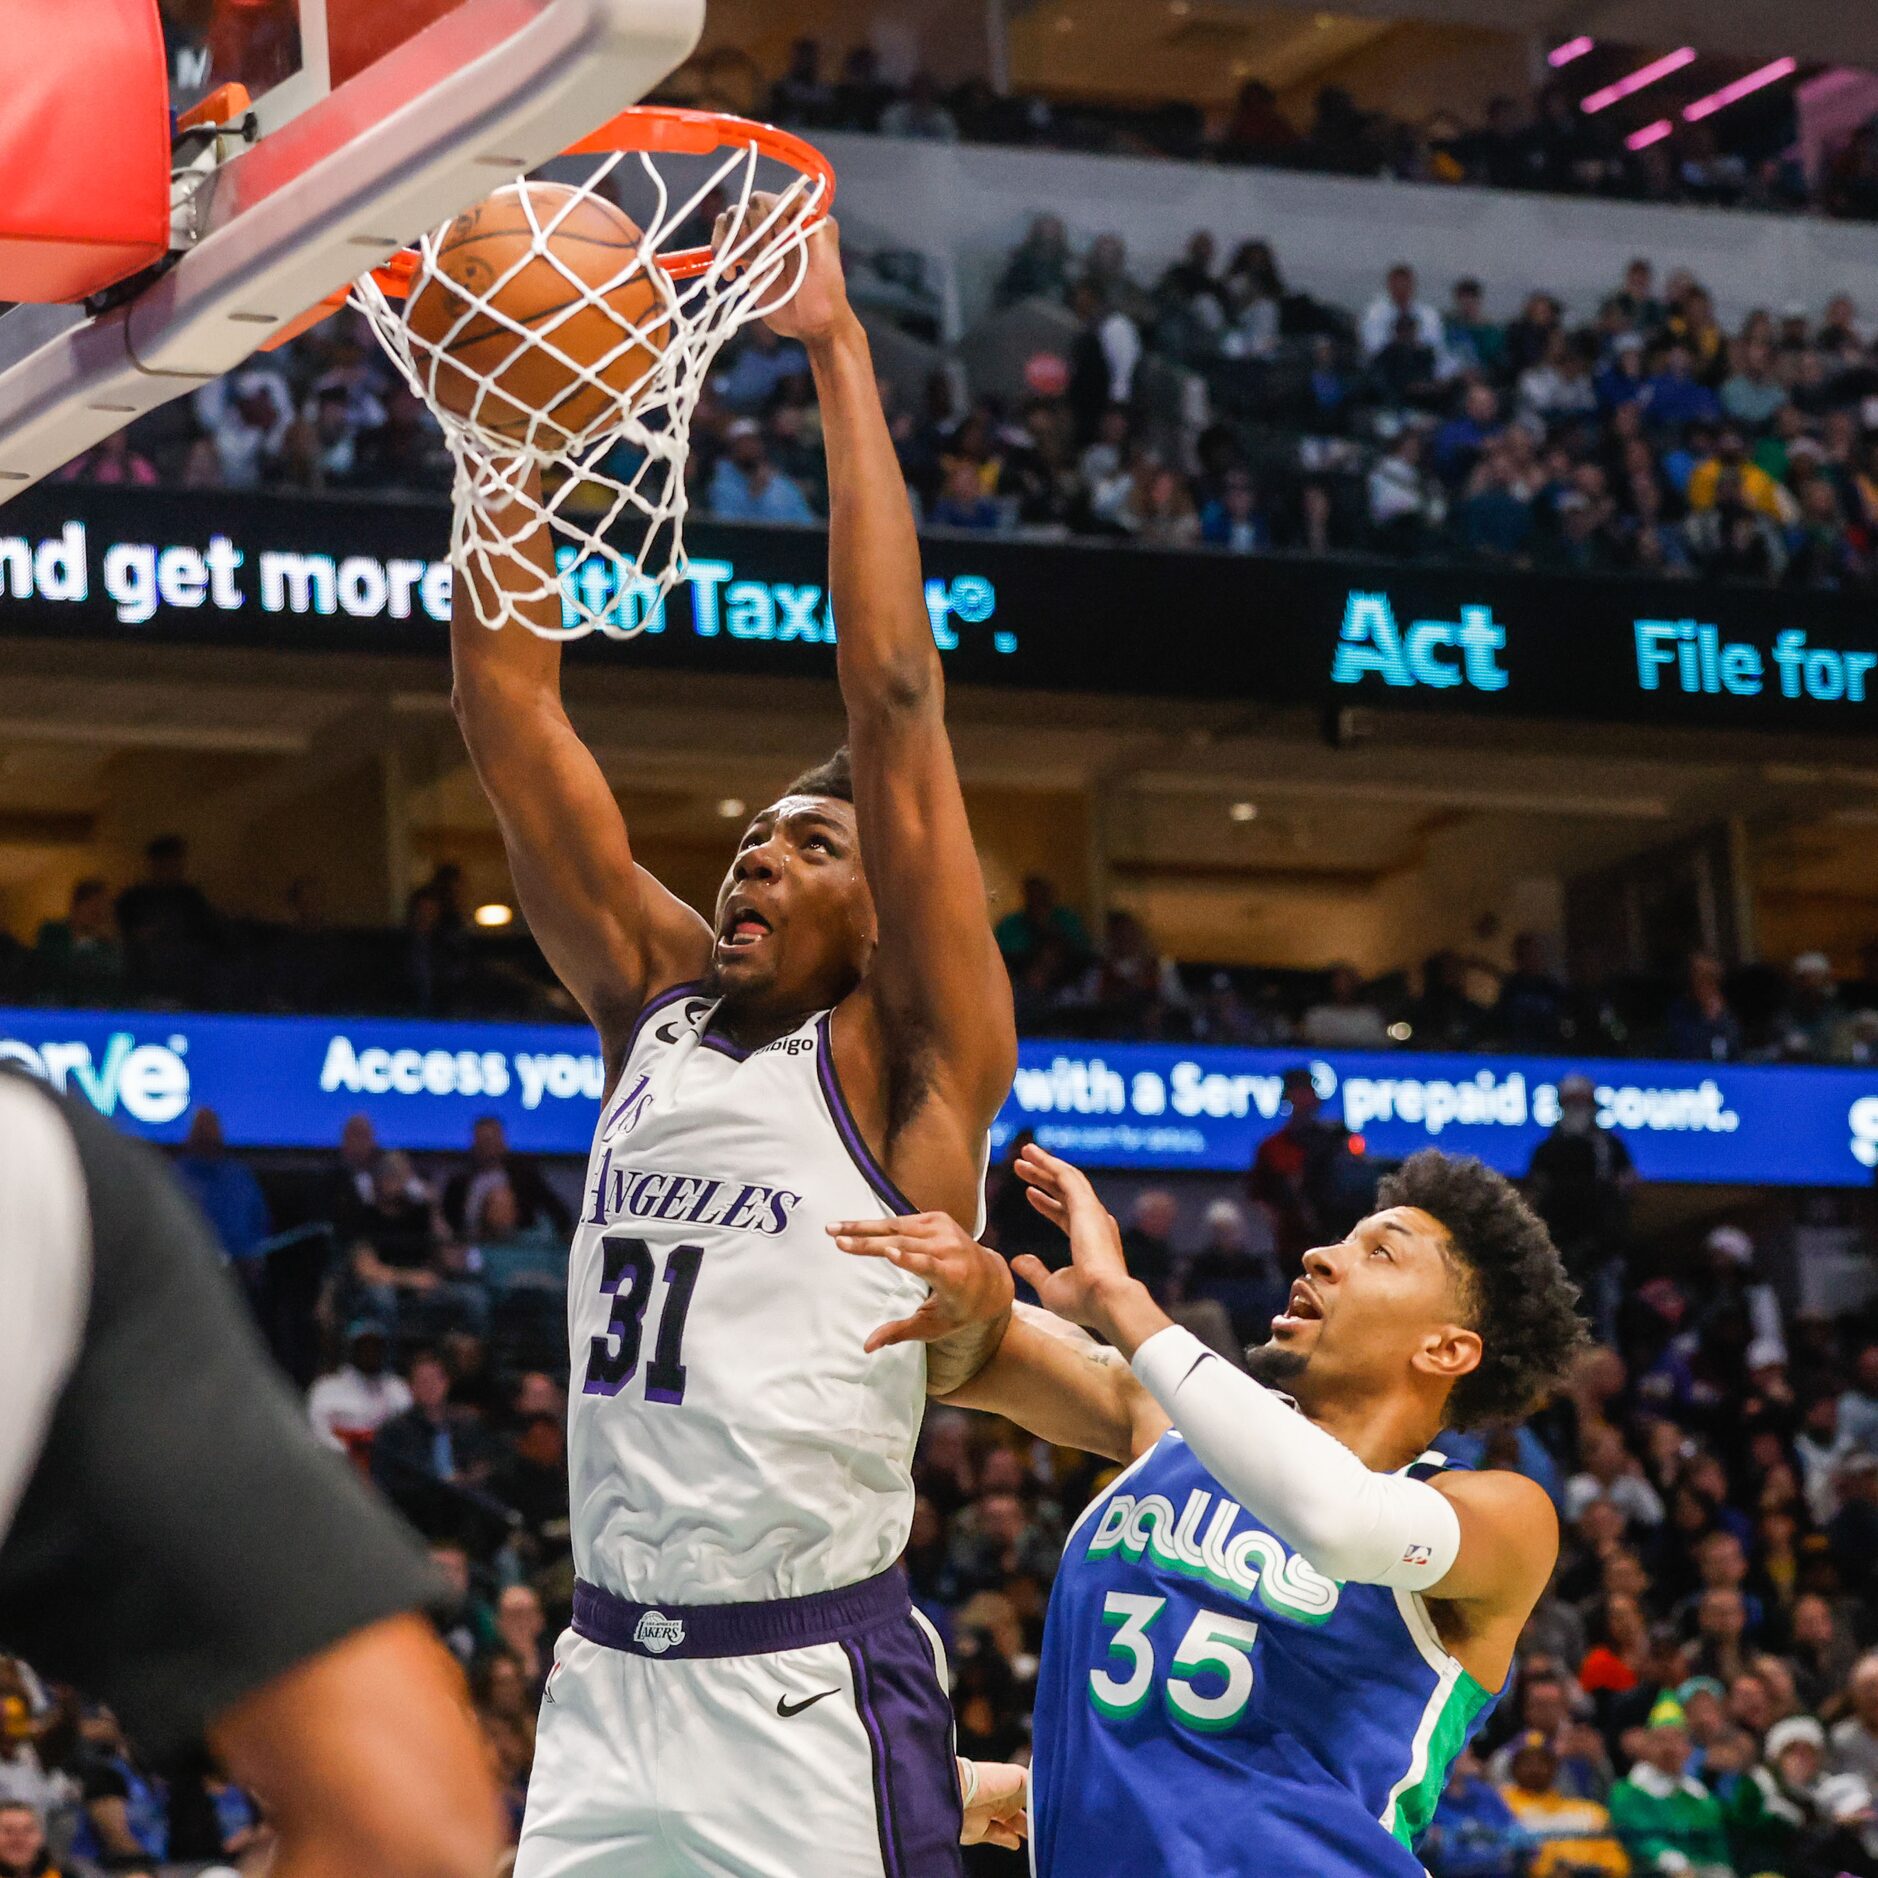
left=785, top=748, right=853, bottom=803
left=1377, top=1149, right=1587, bottom=1429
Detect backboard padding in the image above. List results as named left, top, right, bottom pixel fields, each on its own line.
left=0, top=0, right=704, bottom=494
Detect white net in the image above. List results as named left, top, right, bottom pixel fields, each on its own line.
left=353, top=129, right=827, bottom=640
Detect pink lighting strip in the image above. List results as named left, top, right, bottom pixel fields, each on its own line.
left=1626, top=119, right=1674, bottom=150
left=1682, top=57, right=1799, bottom=121
left=1581, top=47, right=1697, bottom=114
left=1548, top=36, right=1595, bottom=67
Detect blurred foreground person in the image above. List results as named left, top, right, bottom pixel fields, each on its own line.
left=0, top=1068, right=505, bottom=1878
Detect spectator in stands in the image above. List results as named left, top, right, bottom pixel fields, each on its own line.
left=1246, top=1065, right=1359, bottom=1264
left=1217, top=79, right=1300, bottom=164
left=1737, top=1714, right=1878, bottom=1878
left=1080, top=910, right=1190, bottom=1035
left=1843, top=1347, right=1878, bottom=1456
left=1367, top=264, right=1449, bottom=366
left=442, top=1116, right=572, bottom=1243
left=1408, top=950, right=1488, bottom=1048
left=1642, top=344, right=1724, bottom=431
left=994, top=875, right=1089, bottom=974
left=1299, top=963, right=1388, bottom=1048
left=831, top=45, right=893, bottom=133
left=1833, top=1654, right=1878, bottom=1787
left=712, top=325, right=809, bottom=414
left=766, top=36, right=833, bottom=127
left=114, top=834, right=217, bottom=1005
left=172, top=1107, right=272, bottom=1265
left=1499, top=1731, right=1629, bottom=1875
left=1444, top=278, right=1506, bottom=376
left=1199, top=466, right=1268, bottom=551
left=1687, top=426, right=1791, bottom=524
left=879, top=72, right=959, bottom=144
left=1455, top=439, right=1537, bottom=561
left=1182, top=1198, right=1284, bottom=1347
left=29, top=878, right=123, bottom=1006
left=1367, top=428, right=1446, bottom=553
left=1494, top=930, right=1570, bottom=1048
left=55, top=428, right=157, bottom=487
left=0, top=1799, right=69, bottom=1878
left=1775, top=952, right=1852, bottom=1061
left=347, top=1148, right=489, bottom=1337
left=996, top=214, right=1073, bottom=310
left=706, top=418, right=817, bottom=523
left=186, top=368, right=293, bottom=488
left=1527, top=1072, right=1634, bottom=1314
left=929, top=457, right=1002, bottom=530
left=70, top=1707, right=166, bottom=1871
left=1664, top=952, right=1742, bottom=1060
left=1066, top=281, right=1143, bottom=441
left=281, top=379, right=384, bottom=489
left=371, top=1349, right=498, bottom=1539
left=1608, top=1700, right=1734, bottom=1874
left=1118, top=1189, right=1180, bottom=1304
left=307, top=1319, right=413, bottom=1453
left=1423, top=1747, right=1526, bottom=1877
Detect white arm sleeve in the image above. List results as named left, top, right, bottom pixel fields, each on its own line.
left=1131, top=1326, right=1461, bottom=1591
left=0, top=1079, right=91, bottom=1543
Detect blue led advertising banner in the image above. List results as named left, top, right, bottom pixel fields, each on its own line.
left=5, top=1007, right=1876, bottom=1186
left=5, top=486, right=1878, bottom=733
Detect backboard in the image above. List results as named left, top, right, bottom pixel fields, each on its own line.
left=0, top=0, right=704, bottom=495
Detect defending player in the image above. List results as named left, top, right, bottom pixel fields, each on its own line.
left=450, top=206, right=1022, bottom=1874
left=836, top=1141, right=1586, bottom=1876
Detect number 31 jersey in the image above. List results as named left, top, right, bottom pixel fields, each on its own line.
left=566, top=982, right=971, bottom=1605
left=1030, top=1431, right=1498, bottom=1878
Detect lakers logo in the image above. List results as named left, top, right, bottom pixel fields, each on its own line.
left=601, top=1072, right=655, bottom=1142
left=633, top=1612, right=686, bottom=1655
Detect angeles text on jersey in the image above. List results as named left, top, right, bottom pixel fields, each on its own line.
left=584, top=1152, right=803, bottom=1237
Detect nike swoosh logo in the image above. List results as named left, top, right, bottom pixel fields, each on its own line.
left=776, top=1689, right=840, bottom=1719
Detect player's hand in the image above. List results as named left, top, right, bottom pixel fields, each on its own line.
left=713, top=191, right=849, bottom=344
left=959, top=1758, right=1029, bottom=1849
left=1010, top=1142, right=1133, bottom=1330
left=829, top=1212, right=1015, bottom=1353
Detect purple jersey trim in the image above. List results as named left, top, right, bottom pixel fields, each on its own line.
left=813, top=1012, right=918, bottom=1217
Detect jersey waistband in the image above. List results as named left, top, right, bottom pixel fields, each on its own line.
left=571, top=1566, right=910, bottom=1659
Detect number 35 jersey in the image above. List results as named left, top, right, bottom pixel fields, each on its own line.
left=566, top=982, right=975, bottom=1605
left=1030, top=1432, right=1498, bottom=1878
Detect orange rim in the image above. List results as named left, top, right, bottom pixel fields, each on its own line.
left=264, top=107, right=833, bottom=345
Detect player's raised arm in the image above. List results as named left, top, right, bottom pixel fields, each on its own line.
left=761, top=215, right=1017, bottom=1135
left=451, top=483, right=711, bottom=1073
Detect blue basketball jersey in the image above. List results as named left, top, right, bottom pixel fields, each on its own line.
left=1030, top=1431, right=1498, bottom=1877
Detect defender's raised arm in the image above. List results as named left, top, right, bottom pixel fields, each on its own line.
left=450, top=487, right=710, bottom=1075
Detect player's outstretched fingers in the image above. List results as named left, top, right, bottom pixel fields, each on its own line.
left=1010, top=1253, right=1053, bottom=1293
left=829, top=1218, right=944, bottom=1277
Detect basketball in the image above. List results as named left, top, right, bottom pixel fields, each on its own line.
left=403, top=181, right=669, bottom=448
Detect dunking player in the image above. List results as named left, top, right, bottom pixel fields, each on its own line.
left=837, top=1141, right=1585, bottom=1875
left=451, top=209, right=1024, bottom=1873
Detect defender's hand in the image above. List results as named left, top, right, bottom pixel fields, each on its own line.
left=960, top=1759, right=1028, bottom=1849
left=1010, top=1142, right=1134, bottom=1334
left=713, top=192, right=849, bottom=344
left=830, top=1213, right=1015, bottom=1353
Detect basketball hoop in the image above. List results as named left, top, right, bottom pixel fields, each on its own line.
left=345, top=105, right=834, bottom=640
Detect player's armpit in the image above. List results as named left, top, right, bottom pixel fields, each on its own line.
left=940, top=1305, right=1162, bottom=1462
left=1425, top=1469, right=1560, bottom=1611
left=209, top=1613, right=504, bottom=1878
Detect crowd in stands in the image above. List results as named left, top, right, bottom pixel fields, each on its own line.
left=63, top=216, right=1878, bottom=603
left=9, top=849, right=1878, bottom=1065
left=725, top=36, right=1863, bottom=223
left=5, top=1060, right=1878, bottom=1872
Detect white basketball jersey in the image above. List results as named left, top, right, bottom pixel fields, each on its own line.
left=565, top=982, right=983, bottom=1603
